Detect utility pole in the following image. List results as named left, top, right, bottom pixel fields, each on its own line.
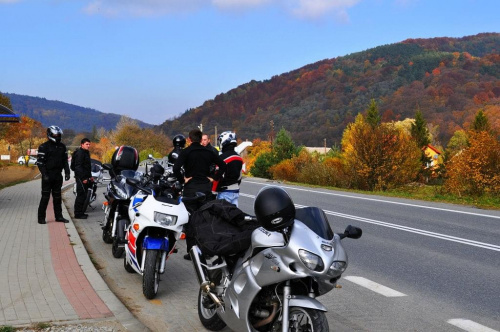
left=198, top=123, right=203, bottom=132
left=269, top=120, right=275, bottom=147
left=324, top=138, right=326, bottom=154
left=214, top=126, right=217, bottom=143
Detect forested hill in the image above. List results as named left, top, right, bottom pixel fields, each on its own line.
left=158, top=33, right=500, bottom=147
left=3, top=93, right=152, bottom=132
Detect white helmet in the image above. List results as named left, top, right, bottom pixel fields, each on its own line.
left=47, top=125, right=63, bottom=143
left=218, top=131, right=237, bottom=150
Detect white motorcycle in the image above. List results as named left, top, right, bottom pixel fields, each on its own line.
left=123, top=162, right=204, bottom=299
left=189, top=186, right=362, bottom=331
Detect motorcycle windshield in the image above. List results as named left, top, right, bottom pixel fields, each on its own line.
left=295, top=207, right=334, bottom=240
left=120, top=170, right=143, bottom=181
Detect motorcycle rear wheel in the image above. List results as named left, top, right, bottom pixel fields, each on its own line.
left=284, top=307, right=329, bottom=332
left=143, top=250, right=161, bottom=299
left=198, top=288, right=226, bottom=331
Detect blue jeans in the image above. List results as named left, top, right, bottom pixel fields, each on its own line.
left=217, top=191, right=239, bottom=207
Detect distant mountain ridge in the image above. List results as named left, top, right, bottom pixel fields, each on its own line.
left=158, top=32, right=500, bottom=147
left=3, top=93, right=152, bottom=132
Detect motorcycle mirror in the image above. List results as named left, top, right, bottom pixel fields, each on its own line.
left=343, top=225, right=362, bottom=239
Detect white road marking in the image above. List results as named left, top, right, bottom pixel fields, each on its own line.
left=343, top=276, right=407, bottom=297
left=244, top=180, right=500, bottom=220
left=240, top=194, right=500, bottom=252
left=448, top=319, right=499, bottom=332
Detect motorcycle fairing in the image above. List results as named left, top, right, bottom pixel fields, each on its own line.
left=288, top=295, right=328, bottom=312
left=143, top=236, right=169, bottom=251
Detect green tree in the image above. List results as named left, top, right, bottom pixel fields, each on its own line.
left=411, top=109, right=430, bottom=148
left=251, top=152, right=275, bottom=179
left=470, top=109, right=490, bottom=132
left=273, top=128, right=298, bottom=162
left=365, top=99, right=381, bottom=128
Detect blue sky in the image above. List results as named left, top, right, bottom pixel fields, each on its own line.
left=1, top=0, right=499, bottom=125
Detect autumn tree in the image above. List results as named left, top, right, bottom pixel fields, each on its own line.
left=341, top=114, right=421, bottom=190
left=445, top=130, right=468, bottom=159
left=444, top=131, right=500, bottom=196
left=4, top=116, right=45, bottom=164
left=273, top=128, right=299, bottom=163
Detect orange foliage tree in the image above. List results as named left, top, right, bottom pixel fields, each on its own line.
left=341, top=114, right=421, bottom=190
left=444, top=131, right=500, bottom=196
left=4, top=116, right=45, bottom=162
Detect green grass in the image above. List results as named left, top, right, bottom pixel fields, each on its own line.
left=0, top=326, right=15, bottom=332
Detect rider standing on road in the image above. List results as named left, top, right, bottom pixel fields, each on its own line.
left=173, top=129, right=227, bottom=260
left=73, top=138, right=92, bottom=219
left=214, top=131, right=243, bottom=207
left=167, top=134, right=186, bottom=166
left=37, top=126, right=71, bottom=224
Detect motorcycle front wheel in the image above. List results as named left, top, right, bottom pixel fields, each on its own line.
left=143, top=250, right=161, bottom=299
left=282, top=307, right=329, bottom=332
left=124, top=255, right=135, bottom=273
left=102, top=219, right=113, bottom=244
left=112, top=238, right=124, bottom=258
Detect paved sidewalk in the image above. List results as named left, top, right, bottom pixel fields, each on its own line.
left=0, top=177, right=148, bottom=331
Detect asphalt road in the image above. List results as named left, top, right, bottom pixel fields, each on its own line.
left=64, top=176, right=500, bottom=332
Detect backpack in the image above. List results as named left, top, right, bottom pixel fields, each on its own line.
left=70, top=149, right=79, bottom=171
left=188, top=199, right=260, bottom=256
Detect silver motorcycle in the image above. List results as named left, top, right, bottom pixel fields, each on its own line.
left=189, top=186, right=362, bottom=332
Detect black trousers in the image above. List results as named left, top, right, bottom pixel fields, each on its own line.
left=38, top=172, right=63, bottom=221
left=183, top=181, right=215, bottom=251
left=74, top=178, right=89, bottom=215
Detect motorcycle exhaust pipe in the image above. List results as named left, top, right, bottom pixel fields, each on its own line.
left=189, top=245, right=208, bottom=284
left=189, top=246, right=222, bottom=308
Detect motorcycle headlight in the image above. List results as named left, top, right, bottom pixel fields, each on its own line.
left=154, top=212, right=177, bottom=226
left=327, top=261, right=347, bottom=278
left=298, top=249, right=324, bottom=272
left=114, top=185, right=128, bottom=200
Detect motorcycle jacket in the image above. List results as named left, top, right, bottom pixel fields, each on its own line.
left=73, top=148, right=91, bottom=181
left=173, top=142, right=226, bottom=185
left=214, top=146, right=243, bottom=193
left=37, top=140, right=70, bottom=176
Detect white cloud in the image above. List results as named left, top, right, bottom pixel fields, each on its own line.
left=80, top=0, right=361, bottom=20
left=83, top=0, right=206, bottom=17
left=287, top=0, right=361, bottom=20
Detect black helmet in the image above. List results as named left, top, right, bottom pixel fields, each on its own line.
left=173, top=134, right=186, bottom=148
left=47, top=125, right=63, bottom=143
left=150, top=163, right=165, bottom=181
left=254, top=186, right=295, bottom=231
left=111, top=145, right=139, bottom=172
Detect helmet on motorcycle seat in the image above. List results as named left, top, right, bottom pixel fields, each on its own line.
left=150, top=163, right=164, bottom=180
left=173, top=134, right=186, bottom=148
left=218, top=131, right=237, bottom=150
left=111, top=146, right=139, bottom=172
left=47, top=125, right=63, bottom=143
left=254, top=186, right=295, bottom=231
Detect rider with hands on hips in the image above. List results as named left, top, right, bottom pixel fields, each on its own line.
left=73, top=138, right=92, bottom=219
left=37, top=125, right=71, bottom=224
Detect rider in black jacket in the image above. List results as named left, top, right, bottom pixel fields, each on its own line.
left=37, top=126, right=71, bottom=224
left=73, top=138, right=92, bottom=219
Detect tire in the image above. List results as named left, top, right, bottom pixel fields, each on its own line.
left=198, top=270, right=226, bottom=331
left=82, top=189, right=92, bottom=213
left=102, top=218, right=113, bottom=244
left=285, top=307, right=329, bottom=332
left=198, top=289, right=226, bottom=331
left=112, top=238, right=124, bottom=258
left=143, top=250, right=161, bottom=299
left=124, top=255, right=135, bottom=273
